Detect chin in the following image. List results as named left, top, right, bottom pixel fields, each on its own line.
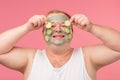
left=49, top=41, right=71, bottom=48
left=46, top=37, right=71, bottom=47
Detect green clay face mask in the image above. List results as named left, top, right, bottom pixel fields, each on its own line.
left=47, top=15, right=69, bottom=22
left=44, top=15, right=73, bottom=45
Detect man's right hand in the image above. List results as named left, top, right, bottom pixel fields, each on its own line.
left=0, top=15, right=47, bottom=73
left=26, top=15, right=47, bottom=31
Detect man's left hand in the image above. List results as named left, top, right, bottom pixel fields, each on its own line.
left=70, top=14, right=93, bottom=32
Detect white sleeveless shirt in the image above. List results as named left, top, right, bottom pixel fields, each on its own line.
left=27, top=48, right=91, bottom=80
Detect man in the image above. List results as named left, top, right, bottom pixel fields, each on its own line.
left=0, top=10, right=120, bottom=80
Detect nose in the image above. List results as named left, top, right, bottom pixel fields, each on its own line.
left=54, top=25, right=62, bottom=33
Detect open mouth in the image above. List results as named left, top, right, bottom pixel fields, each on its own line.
left=52, top=34, right=65, bottom=40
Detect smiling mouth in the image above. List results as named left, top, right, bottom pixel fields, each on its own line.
left=52, top=35, right=65, bottom=40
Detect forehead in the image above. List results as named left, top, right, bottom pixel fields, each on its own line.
left=47, top=13, right=70, bottom=22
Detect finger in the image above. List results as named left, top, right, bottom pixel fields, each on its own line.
left=31, top=17, right=38, bottom=27
left=72, top=14, right=79, bottom=22
left=37, top=18, right=42, bottom=28
left=71, top=14, right=83, bottom=25
left=81, top=19, right=88, bottom=27
left=34, top=16, right=42, bottom=27
left=41, top=15, right=47, bottom=24
left=41, top=16, right=46, bottom=25
left=77, top=17, right=85, bottom=25
left=34, top=15, right=45, bottom=25
left=75, top=16, right=83, bottom=24
left=70, top=15, right=76, bottom=23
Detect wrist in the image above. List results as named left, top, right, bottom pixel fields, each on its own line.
left=89, top=24, right=100, bottom=36
left=85, top=22, right=94, bottom=32
left=24, top=23, right=34, bottom=32
left=20, top=24, right=32, bottom=33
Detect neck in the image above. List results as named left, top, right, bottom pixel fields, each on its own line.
left=46, top=45, right=73, bottom=68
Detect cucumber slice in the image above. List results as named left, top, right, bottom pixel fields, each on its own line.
left=46, top=29, right=52, bottom=35
left=68, top=34, right=72, bottom=39
left=45, top=22, right=52, bottom=28
left=65, top=20, right=71, bottom=26
left=64, top=28, right=70, bottom=34
left=45, top=35, right=49, bottom=41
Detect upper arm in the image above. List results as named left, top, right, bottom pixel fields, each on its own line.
left=83, top=44, right=120, bottom=70
left=0, top=47, right=36, bottom=72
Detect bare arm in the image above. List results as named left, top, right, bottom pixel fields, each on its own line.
left=0, top=47, right=36, bottom=72
left=0, top=15, right=46, bottom=71
left=0, top=24, right=30, bottom=54
left=90, top=24, right=120, bottom=52
left=70, top=14, right=120, bottom=52
left=0, top=15, right=46, bottom=54
left=88, top=24, right=120, bottom=69
left=70, top=14, right=120, bottom=69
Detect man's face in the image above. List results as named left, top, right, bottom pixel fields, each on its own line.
left=44, top=13, right=73, bottom=46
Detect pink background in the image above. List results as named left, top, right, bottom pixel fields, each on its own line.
left=0, top=0, right=120, bottom=80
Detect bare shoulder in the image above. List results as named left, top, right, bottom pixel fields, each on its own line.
left=0, top=47, right=37, bottom=72
left=81, top=44, right=120, bottom=79
left=82, top=44, right=120, bottom=69
left=81, top=46, right=97, bottom=79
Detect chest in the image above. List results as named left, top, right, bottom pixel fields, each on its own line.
left=26, top=49, right=92, bottom=80
left=29, top=59, right=86, bottom=80
left=47, top=54, right=72, bottom=68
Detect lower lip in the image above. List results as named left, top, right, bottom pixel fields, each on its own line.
left=52, top=36, right=65, bottom=40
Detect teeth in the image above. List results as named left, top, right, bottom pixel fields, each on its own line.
left=45, top=22, right=52, bottom=28
left=64, top=20, right=71, bottom=26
